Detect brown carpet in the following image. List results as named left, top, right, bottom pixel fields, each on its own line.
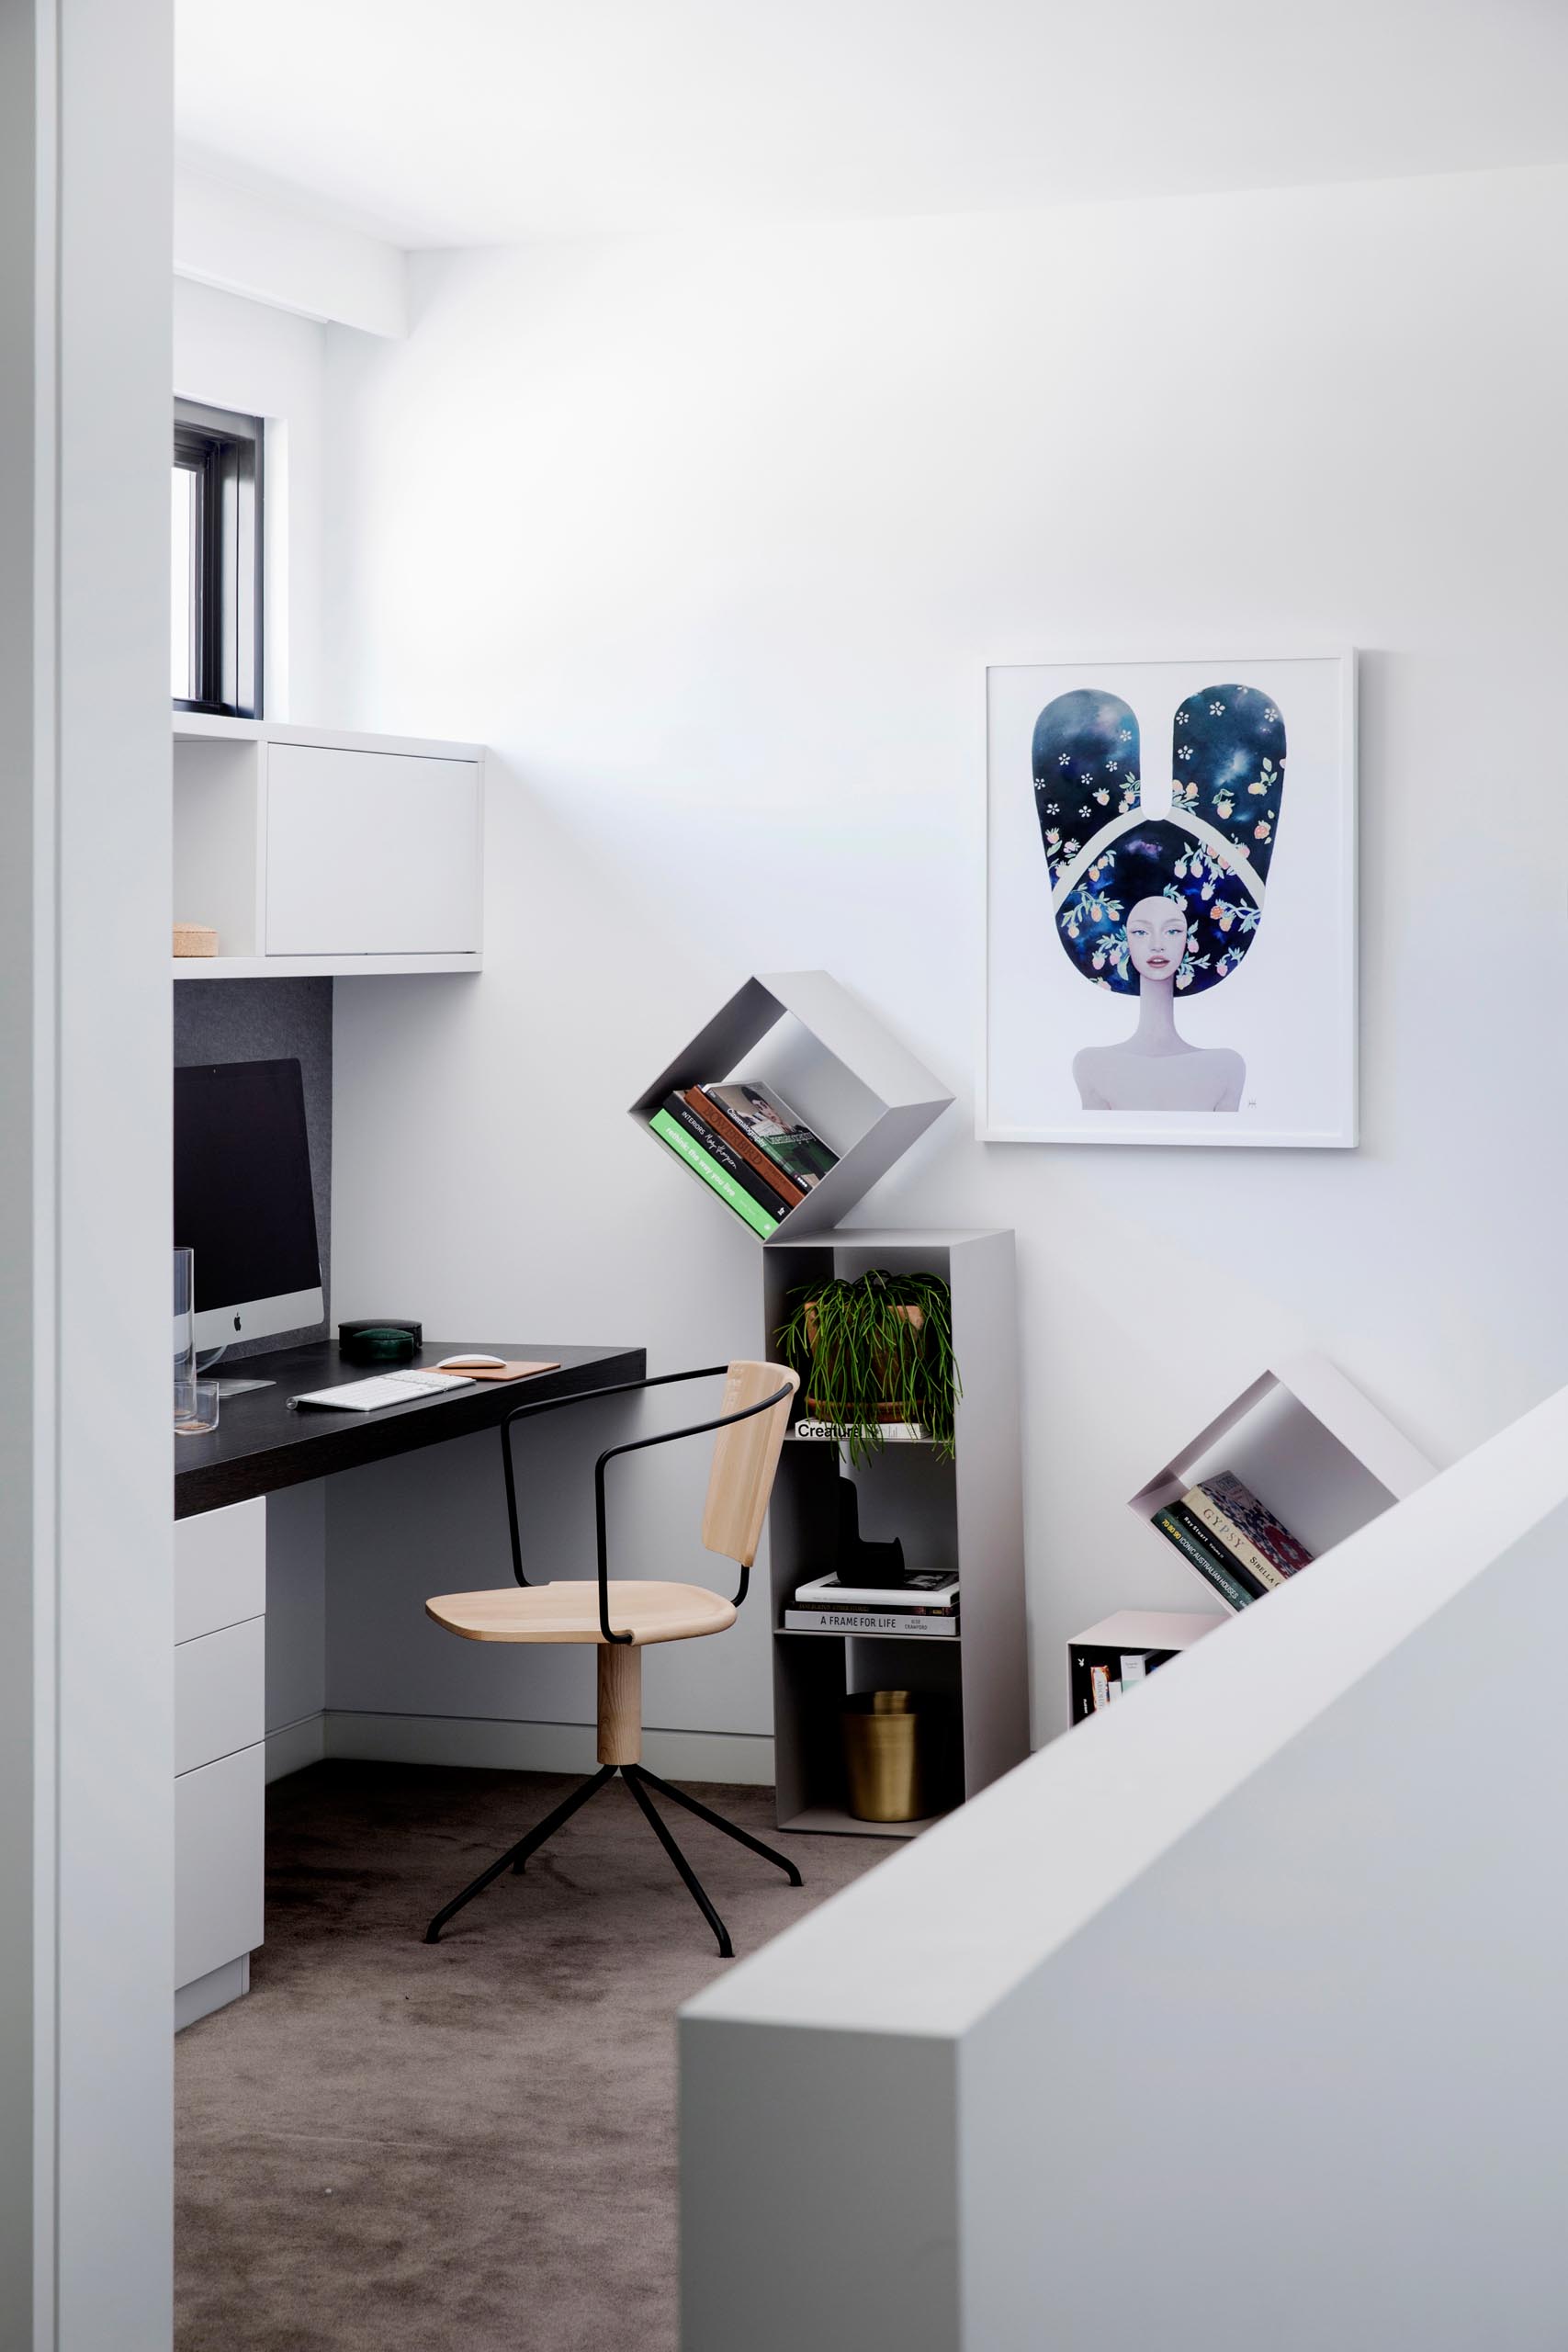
left=175, top=1760, right=888, bottom=2352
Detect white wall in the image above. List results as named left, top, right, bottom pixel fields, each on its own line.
left=319, top=160, right=1568, bottom=1746
left=175, top=162, right=407, bottom=338
left=174, top=276, right=332, bottom=721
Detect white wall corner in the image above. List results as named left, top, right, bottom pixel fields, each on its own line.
left=174, top=161, right=408, bottom=338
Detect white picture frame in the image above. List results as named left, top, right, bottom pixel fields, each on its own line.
left=982, top=650, right=1357, bottom=1148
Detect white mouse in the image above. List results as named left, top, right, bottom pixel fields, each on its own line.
left=436, top=1353, right=507, bottom=1370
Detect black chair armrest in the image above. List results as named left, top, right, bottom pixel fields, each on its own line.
left=590, top=1379, right=794, bottom=1642
left=500, top=1366, right=728, bottom=1592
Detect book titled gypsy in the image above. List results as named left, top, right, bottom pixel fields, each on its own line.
left=1182, top=1471, right=1314, bottom=1592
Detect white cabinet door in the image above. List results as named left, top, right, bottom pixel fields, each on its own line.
left=175, top=1744, right=265, bottom=1990
left=264, top=741, right=482, bottom=955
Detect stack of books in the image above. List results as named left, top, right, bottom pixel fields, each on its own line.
left=649, top=1081, right=838, bottom=1238
left=1150, top=1470, right=1314, bottom=1611
left=784, top=1569, right=959, bottom=1638
left=1087, top=1652, right=1153, bottom=1712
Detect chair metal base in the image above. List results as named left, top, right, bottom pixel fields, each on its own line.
left=423, top=1763, right=803, bottom=1954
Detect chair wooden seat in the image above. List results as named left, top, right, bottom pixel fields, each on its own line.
left=426, top=1579, right=737, bottom=1647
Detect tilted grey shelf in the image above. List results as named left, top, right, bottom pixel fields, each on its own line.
left=1128, top=1351, right=1438, bottom=1573
left=630, top=970, right=954, bottom=1240
left=761, top=1228, right=1029, bottom=1838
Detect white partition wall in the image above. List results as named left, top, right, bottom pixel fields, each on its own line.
left=0, top=6, right=174, bottom=2345
left=682, top=1387, right=1568, bottom=2350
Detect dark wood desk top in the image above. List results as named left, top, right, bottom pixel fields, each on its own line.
left=174, top=1339, right=648, bottom=1519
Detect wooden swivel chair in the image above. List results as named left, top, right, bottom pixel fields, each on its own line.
left=423, top=1360, right=801, bottom=1954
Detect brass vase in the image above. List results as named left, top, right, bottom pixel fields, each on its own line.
left=842, top=1690, right=924, bottom=1822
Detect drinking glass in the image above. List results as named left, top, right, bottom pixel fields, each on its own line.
left=174, top=1379, right=220, bottom=1437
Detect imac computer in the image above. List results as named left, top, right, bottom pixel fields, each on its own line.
left=175, top=1058, right=323, bottom=1351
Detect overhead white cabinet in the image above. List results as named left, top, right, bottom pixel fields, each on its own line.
left=265, top=743, right=482, bottom=956
left=172, top=716, right=485, bottom=978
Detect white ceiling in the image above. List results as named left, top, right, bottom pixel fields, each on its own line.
left=176, top=0, right=1568, bottom=248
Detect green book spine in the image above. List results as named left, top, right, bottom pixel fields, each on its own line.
left=1152, top=1508, right=1254, bottom=1611
left=650, top=1109, right=778, bottom=1238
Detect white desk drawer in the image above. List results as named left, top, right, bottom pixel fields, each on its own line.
left=175, top=1616, right=265, bottom=1777
left=175, top=1498, right=265, bottom=1645
left=175, top=1743, right=265, bottom=1990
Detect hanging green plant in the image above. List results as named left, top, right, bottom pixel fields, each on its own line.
left=774, top=1268, right=961, bottom=1464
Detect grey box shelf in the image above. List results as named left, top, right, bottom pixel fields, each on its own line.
left=631, top=970, right=953, bottom=1240
left=1067, top=1610, right=1227, bottom=1724
left=1129, top=1350, right=1438, bottom=1577
left=760, top=1228, right=1028, bottom=1838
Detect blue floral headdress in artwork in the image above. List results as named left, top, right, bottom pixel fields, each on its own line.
left=1032, top=684, right=1286, bottom=997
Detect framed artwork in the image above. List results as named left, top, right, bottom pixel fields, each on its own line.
left=982, top=651, right=1357, bottom=1148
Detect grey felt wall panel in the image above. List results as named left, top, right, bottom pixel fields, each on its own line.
left=173, top=978, right=332, bottom=1355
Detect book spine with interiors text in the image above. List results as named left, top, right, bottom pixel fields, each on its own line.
left=1151, top=1508, right=1257, bottom=1611
left=649, top=1109, right=779, bottom=1237
left=680, top=1088, right=806, bottom=1209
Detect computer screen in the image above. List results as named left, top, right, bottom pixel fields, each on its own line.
left=175, top=1058, right=323, bottom=1348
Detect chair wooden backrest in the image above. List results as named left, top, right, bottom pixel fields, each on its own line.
left=701, top=1361, right=799, bottom=1568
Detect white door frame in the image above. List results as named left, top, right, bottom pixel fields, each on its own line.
left=0, top=2, right=175, bottom=2343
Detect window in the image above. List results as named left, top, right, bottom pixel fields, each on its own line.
left=172, top=399, right=263, bottom=718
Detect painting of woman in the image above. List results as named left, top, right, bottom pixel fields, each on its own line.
left=1032, top=685, right=1285, bottom=1114
left=983, top=651, right=1354, bottom=1149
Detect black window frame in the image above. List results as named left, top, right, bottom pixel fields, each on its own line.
left=173, top=397, right=264, bottom=719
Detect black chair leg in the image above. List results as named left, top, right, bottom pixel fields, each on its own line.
left=629, top=1763, right=803, bottom=1886
left=423, top=1763, right=615, bottom=1944
left=622, top=1767, right=734, bottom=1959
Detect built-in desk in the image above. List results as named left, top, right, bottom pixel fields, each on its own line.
left=175, top=1338, right=647, bottom=1517
left=172, top=1337, right=646, bottom=2029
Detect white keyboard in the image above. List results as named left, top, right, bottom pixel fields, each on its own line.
left=288, top=1368, right=476, bottom=1414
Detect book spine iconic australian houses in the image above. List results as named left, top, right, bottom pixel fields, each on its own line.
left=1168, top=1499, right=1280, bottom=1591
left=1150, top=1506, right=1258, bottom=1611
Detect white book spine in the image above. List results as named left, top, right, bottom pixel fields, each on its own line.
left=794, top=1579, right=959, bottom=1609
left=790, top=1420, right=929, bottom=1444
left=783, top=1610, right=957, bottom=1637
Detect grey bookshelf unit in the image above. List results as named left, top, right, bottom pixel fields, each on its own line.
left=634, top=977, right=1027, bottom=1838
left=761, top=1229, right=1028, bottom=1838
